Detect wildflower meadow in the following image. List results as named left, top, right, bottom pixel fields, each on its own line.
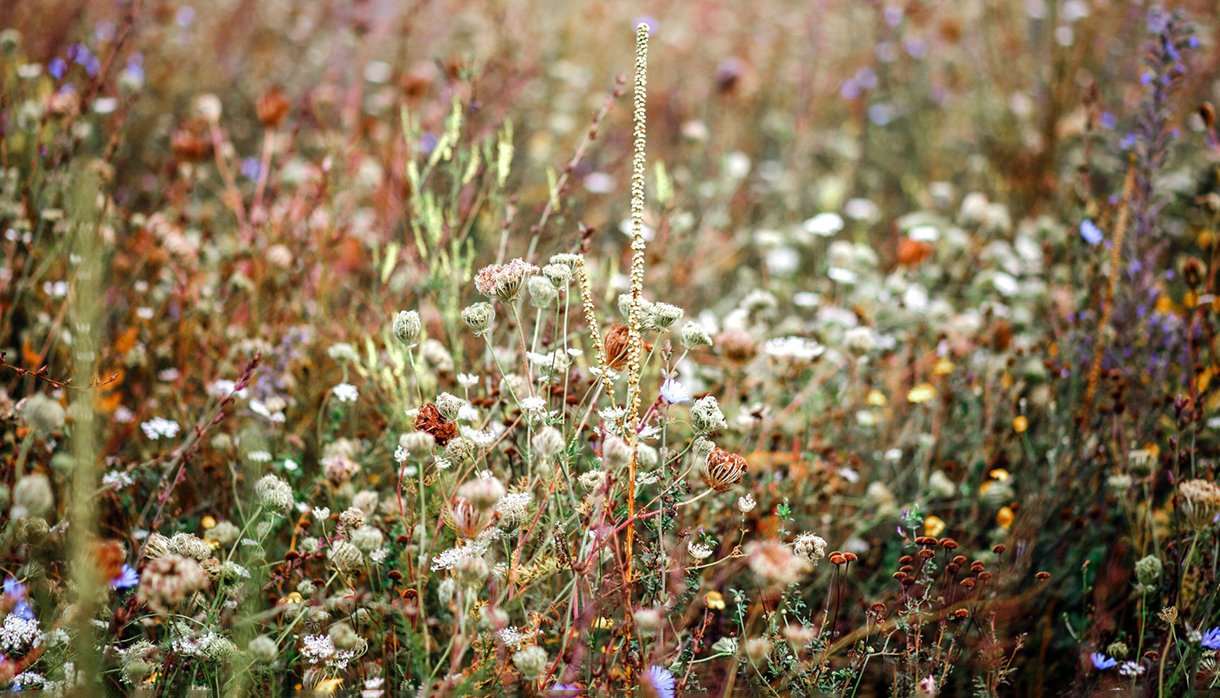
left=0, top=1, right=1218, bottom=695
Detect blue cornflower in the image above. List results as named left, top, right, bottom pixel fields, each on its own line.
left=1201, top=627, right=1220, bottom=651
left=1080, top=219, right=1104, bottom=246
left=1091, top=652, right=1117, bottom=670
left=3, top=577, right=34, bottom=620
left=110, top=564, right=140, bottom=590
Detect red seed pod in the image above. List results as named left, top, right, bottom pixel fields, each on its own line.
left=870, top=602, right=887, bottom=615
left=978, top=571, right=994, bottom=582
left=829, top=552, right=847, bottom=566
left=970, top=561, right=986, bottom=573
left=843, top=552, right=858, bottom=563
left=899, top=565, right=915, bottom=575
left=992, top=544, right=1006, bottom=554
left=960, top=578, right=977, bottom=589
left=1035, top=571, right=1052, bottom=581
left=951, top=555, right=968, bottom=566
left=899, top=555, right=914, bottom=565
left=946, top=564, right=960, bottom=575
left=915, top=536, right=937, bottom=546
left=940, top=538, right=959, bottom=550
left=892, top=572, right=907, bottom=581
left=918, top=548, right=935, bottom=560
left=952, top=608, right=970, bottom=619
left=387, top=570, right=403, bottom=581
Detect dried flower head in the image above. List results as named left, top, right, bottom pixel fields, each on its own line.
left=702, top=447, right=746, bottom=492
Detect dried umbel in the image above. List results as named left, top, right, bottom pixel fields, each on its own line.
left=604, top=324, right=632, bottom=370
left=137, top=554, right=209, bottom=613
left=703, top=448, right=747, bottom=492
left=444, top=497, right=490, bottom=539
left=474, top=258, right=539, bottom=301
left=17, top=393, right=65, bottom=434
left=414, top=403, right=457, bottom=446
left=1178, top=478, right=1220, bottom=526
left=462, top=302, right=495, bottom=335
left=392, top=310, right=422, bottom=347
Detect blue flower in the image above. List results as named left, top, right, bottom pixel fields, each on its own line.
left=48, top=57, right=67, bottom=80
left=3, top=577, right=33, bottom=620
left=1201, top=627, right=1220, bottom=651
left=1090, top=652, right=1117, bottom=670
left=548, top=684, right=581, bottom=696
left=110, top=564, right=140, bottom=590
left=642, top=665, right=675, bottom=698
left=1080, top=219, right=1104, bottom=246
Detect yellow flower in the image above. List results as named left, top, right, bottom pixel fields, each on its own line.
left=989, top=468, right=1011, bottom=481
left=314, top=678, right=343, bottom=695
left=933, top=358, right=954, bottom=376
left=278, top=592, right=303, bottom=606
left=1012, top=415, right=1028, bottom=433
left=705, top=590, right=726, bottom=610
left=923, top=515, right=946, bottom=537
left=996, top=506, right=1014, bottom=529
left=593, top=616, right=615, bottom=630
left=201, top=515, right=217, bottom=530
left=866, top=389, right=887, bottom=407
left=907, top=383, right=937, bottom=404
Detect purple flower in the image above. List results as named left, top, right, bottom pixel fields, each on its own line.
left=3, top=577, right=34, bottom=620
left=110, top=564, right=140, bottom=590
left=1201, top=627, right=1220, bottom=651
left=48, top=57, right=67, bottom=80
left=548, top=684, right=581, bottom=696
left=1080, top=219, right=1104, bottom=246
left=642, top=665, right=675, bottom=698
left=1090, top=652, right=1117, bottom=670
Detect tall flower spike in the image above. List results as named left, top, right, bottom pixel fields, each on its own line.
left=624, top=22, right=649, bottom=586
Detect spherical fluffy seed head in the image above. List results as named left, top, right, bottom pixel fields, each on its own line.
left=399, top=430, right=437, bottom=458
left=602, top=434, right=633, bottom=468
left=350, top=526, right=384, bottom=553
left=255, top=474, right=294, bottom=512
left=17, top=393, right=65, bottom=434
left=527, top=275, right=558, bottom=308
left=531, top=426, right=565, bottom=460
left=457, top=475, right=506, bottom=511
left=12, top=473, right=54, bottom=518
left=702, top=447, right=747, bottom=492
left=392, top=310, right=422, bottom=346
left=462, top=302, right=495, bottom=335
left=512, top=645, right=548, bottom=680
left=327, top=540, right=364, bottom=572
left=247, top=635, right=278, bottom=662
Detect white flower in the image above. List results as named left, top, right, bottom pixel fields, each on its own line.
left=737, top=493, right=757, bottom=513
left=457, top=373, right=480, bottom=388
left=764, top=337, right=825, bottom=364
left=802, top=212, right=844, bottom=237
left=497, top=626, right=530, bottom=648
left=660, top=378, right=692, bottom=405
left=0, top=615, right=43, bottom=653
left=687, top=540, right=714, bottom=561
left=1118, top=661, right=1145, bottom=677
left=102, top=470, right=134, bottom=490
left=331, top=383, right=359, bottom=403
left=140, top=417, right=180, bottom=440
